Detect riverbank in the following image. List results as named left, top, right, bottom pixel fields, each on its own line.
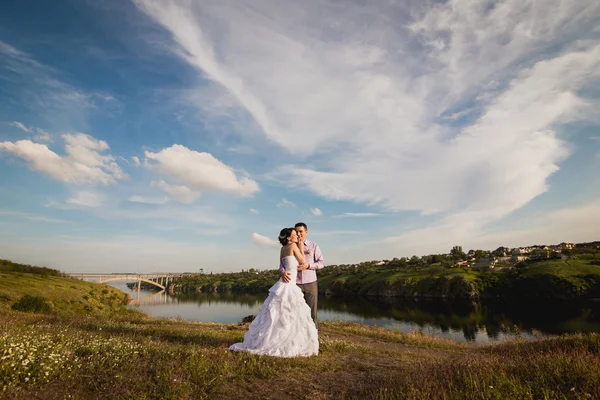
left=169, top=258, right=600, bottom=300
left=1, top=262, right=600, bottom=399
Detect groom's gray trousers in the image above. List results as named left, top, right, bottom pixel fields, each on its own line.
left=297, top=281, right=318, bottom=328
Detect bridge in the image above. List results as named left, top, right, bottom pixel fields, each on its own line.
left=67, top=273, right=192, bottom=291
left=67, top=273, right=194, bottom=306
left=129, top=290, right=179, bottom=306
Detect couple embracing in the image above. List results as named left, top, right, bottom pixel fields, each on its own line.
left=229, top=222, right=324, bottom=357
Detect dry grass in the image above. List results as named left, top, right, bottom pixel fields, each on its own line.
left=1, top=271, right=599, bottom=399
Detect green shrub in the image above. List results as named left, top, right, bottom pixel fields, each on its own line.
left=11, top=295, right=52, bottom=313
left=0, top=259, right=61, bottom=276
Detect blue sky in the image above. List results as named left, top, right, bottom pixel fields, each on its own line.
left=1, top=0, right=599, bottom=273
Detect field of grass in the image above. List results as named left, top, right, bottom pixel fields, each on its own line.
left=0, top=269, right=132, bottom=318
left=1, top=264, right=600, bottom=399
left=519, top=259, right=600, bottom=277
left=3, top=308, right=600, bottom=399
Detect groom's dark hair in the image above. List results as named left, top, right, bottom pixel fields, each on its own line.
left=295, top=222, right=307, bottom=230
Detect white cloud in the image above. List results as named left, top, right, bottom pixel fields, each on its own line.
left=0, top=133, right=124, bottom=185
left=251, top=232, right=279, bottom=248
left=290, top=45, right=599, bottom=223
left=276, top=198, right=296, bottom=208
left=250, top=208, right=259, bottom=214
left=62, top=133, right=109, bottom=151
left=131, top=156, right=142, bottom=167
left=144, top=144, right=259, bottom=196
left=227, top=145, right=256, bottom=155
left=152, top=180, right=200, bottom=204
left=310, top=208, right=322, bottom=216
left=382, top=200, right=600, bottom=257
left=33, top=128, right=51, bottom=142
left=8, top=122, right=51, bottom=141
left=409, top=0, right=600, bottom=97
left=134, top=0, right=600, bottom=241
left=66, top=191, right=105, bottom=208
left=10, top=121, right=32, bottom=133
left=128, top=195, right=169, bottom=205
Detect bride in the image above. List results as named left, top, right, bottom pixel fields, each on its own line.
left=229, top=227, right=319, bottom=357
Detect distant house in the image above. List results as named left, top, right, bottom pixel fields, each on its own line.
left=559, top=242, right=576, bottom=250
left=374, top=261, right=385, bottom=266
left=474, top=257, right=497, bottom=271
left=455, top=260, right=470, bottom=268
left=512, top=247, right=532, bottom=256
left=511, top=255, right=529, bottom=263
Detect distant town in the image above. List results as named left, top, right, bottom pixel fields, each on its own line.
left=332, top=241, right=600, bottom=273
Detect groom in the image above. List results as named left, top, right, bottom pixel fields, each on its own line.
left=280, top=222, right=324, bottom=327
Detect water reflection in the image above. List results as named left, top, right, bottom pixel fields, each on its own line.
left=107, top=282, right=600, bottom=343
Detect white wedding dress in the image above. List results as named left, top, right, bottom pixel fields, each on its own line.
left=229, top=256, right=319, bottom=357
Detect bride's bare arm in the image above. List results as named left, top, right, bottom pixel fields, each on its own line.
left=292, top=243, right=305, bottom=265
left=279, top=246, right=291, bottom=283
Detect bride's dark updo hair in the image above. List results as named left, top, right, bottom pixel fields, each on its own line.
left=278, top=227, right=295, bottom=246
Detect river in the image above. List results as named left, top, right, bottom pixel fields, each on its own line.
left=107, top=281, right=600, bottom=343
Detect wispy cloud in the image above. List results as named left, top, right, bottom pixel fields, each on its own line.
left=251, top=232, right=279, bottom=247
left=276, top=198, right=296, bottom=208
left=133, top=0, right=600, bottom=243
left=152, top=180, right=200, bottom=204
left=249, top=208, right=259, bottom=214
left=0, top=40, right=118, bottom=121
left=8, top=121, right=52, bottom=142
left=67, top=191, right=105, bottom=208
left=0, top=209, right=68, bottom=224
left=128, top=195, right=169, bottom=205
left=335, top=213, right=381, bottom=218
left=10, top=121, right=31, bottom=133
left=310, top=208, right=322, bottom=216
left=131, top=156, right=142, bottom=167
left=383, top=200, right=600, bottom=257
left=33, top=128, right=52, bottom=142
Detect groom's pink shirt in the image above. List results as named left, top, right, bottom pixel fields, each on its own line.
left=280, top=239, right=324, bottom=284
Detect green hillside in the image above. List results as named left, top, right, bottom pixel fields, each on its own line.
left=0, top=259, right=131, bottom=317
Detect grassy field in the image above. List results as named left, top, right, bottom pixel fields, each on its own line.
left=1, top=266, right=600, bottom=399
left=0, top=270, right=132, bottom=318
left=519, top=259, right=600, bottom=277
